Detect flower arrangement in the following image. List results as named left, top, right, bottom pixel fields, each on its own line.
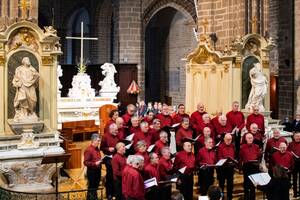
left=76, top=58, right=90, bottom=74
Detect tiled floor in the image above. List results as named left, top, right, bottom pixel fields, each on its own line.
left=59, top=141, right=299, bottom=200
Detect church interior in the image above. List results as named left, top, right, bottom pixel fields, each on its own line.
left=0, top=0, right=299, bottom=200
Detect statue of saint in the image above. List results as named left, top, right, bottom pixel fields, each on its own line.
left=245, top=62, right=268, bottom=112
left=13, top=57, right=39, bottom=122
left=99, top=63, right=119, bottom=91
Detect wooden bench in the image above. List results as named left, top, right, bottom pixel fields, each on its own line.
left=62, top=120, right=99, bottom=141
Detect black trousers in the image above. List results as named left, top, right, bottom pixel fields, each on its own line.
left=146, top=186, right=159, bottom=200
left=178, top=173, right=194, bottom=200
left=159, top=185, right=172, bottom=200
left=114, top=176, right=123, bottom=200
left=87, top=168, right=101, bottom=200
left=104, top=158, right=114, bottom=198
left=292, top=161, right=300, bottom=196
left=242, top=163, right=259, bottom=200
left=217, top=166, right=234, bottom=200
left=198, top=167, right=214, bottom=195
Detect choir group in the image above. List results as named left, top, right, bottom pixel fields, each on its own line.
left=83, top=101, right=300, bottom=200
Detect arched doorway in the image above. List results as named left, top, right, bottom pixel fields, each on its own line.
left=145, top=6, right=196, bottom=105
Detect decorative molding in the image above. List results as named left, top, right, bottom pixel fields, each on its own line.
left=41, top=56, right=54, bottom=65
left=0, top=56, right=5, bottom=65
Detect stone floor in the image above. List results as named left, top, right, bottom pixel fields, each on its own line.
left=59, top=141, right=299, bottom=200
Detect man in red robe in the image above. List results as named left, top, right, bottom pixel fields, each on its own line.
left=214, top=115, right=233, bottom=143
left=272, top=142, right=294, bottom=171
left=158, top=147, right=173, bottom=200
left=196, top=137, right=216, bottom=195
left=226, top=101, right=245, bottom=154
left=190, top=102, right=207, bottom=130
left=84, top=134, right=102, bottom=200
left=242, top=123, right=264, bottom=148
left=265, top=129, right=287, bottom=171
left=100, top=123, right=120, bottom=199
left=246, top=105, right=265, bottom=135
left=288, top=132, right=300, bottom=197
left=155, top=104, right=172, bottom=129
left=172, top=104, right=190, bottom=125
left=217, top=133, right=236, bottom=200
left=144, top=152, right=160, bottom=200
left=129, top=116, right=141, bottom=135
left=122, top=155, right=145, bottom=200
left=154, top=131, right=168, bottom=155
left=175, top=117, right=193, bottom=151
left=133, top=121, right=153, bottom=147
left=115, top=117, right=125, bottom=140
left=174, top=141, right=195, bottom=200
left=104, top=109, right=119, bottom=134
left=135, top=140, right=150, bottom=166
left=112, top=142, right=127, bottom=200
left=122, top=104, right=136, bottom=127
left=239, top=133, right=261, bottom=200
left=197, top=113, right=215, bottom=138
left=149, top=119, right=161, bottom=142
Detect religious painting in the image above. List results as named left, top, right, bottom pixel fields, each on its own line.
left=241, top=56, right=260, bottom=108
left=7, top=51, right=39, bottom=119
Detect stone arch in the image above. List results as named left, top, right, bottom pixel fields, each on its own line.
left=143, top=4, right=198, bottom=105
left=143, top=0, right=197, bottom=26
left=93, top=0, right=113, bottom=63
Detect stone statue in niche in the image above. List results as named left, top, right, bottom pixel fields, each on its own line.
left=13, top=57, right=39, bottom=122
left=245, top=62, right=268, bottom=112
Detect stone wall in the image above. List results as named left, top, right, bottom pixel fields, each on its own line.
left=295, top=0, right=300, bottom=114
left=269, top=0, right=294, bottom=119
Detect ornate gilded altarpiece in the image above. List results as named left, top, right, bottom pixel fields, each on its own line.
left=0, top=21, right=62, bottom=135
left=185, top=33, right=275, bottom=114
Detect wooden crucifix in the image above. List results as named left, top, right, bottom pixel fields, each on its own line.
left=66, top=22, right=98, bottom=67
left=18, top=0, right=31, bottom=19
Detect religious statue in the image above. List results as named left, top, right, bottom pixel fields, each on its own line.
left=13, top=57, right=39, bottom=122
left=99, top=63, right=119, bottom=91
left=245, top=62, right=268, bottom=112
left=99, top=63, right=120, bottom=99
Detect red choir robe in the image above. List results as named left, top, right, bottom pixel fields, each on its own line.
left=143, top=116, right=154, bottom=126
left=287, top=141, right=300, bottom=158
left=190, top=111, right=207, bottom=130
left=133, top=130, right=153, bottom=147
left=149, top=128, right=161, bottom=143
left=196, top=147, right=217, bottom=166
left=154, top=140, right=168, bottom=155
left=118, top=127, right=126, bottom=140
left=272, top=151, right=294, bottom=170
left=226, top=110, right=245, bottom=130
left=158, top=157, right=173, bottom=180
left=112, top=152, right=126, bottom=180
left=175, top=127, right=193, bottom=147
left=246, top=113, right=265, bottom=134
left=173, top=151, right=195, bottom=175
left=265, top=137, right=287, bottom=163
left=83, top=144, right=102, bottom=169
left=172, top=113, right=190, bottom=125
left=239, top=143, right=261, bottom=165
left=217, top=143, right=235, bottom=160
left=196, top=122, right=215, bottom=138
left=155, top=113, right=172, bottom=129
left=122, top=165, right=145, bottom=200
left=144, top=163, right=160, bottom=181
left=129, top=126, right=141, bottom=135
left=100, top=133, right=120, bottom=155
left=122, top=112, right=133, bottom=126
left=214, top=122, right=233, bottom=140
